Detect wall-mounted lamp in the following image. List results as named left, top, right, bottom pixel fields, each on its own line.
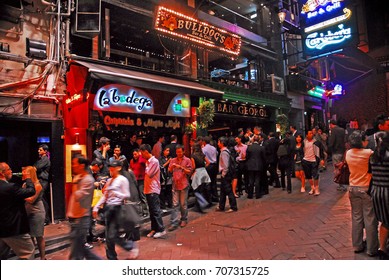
left=278, top=9, right=286, bottom=23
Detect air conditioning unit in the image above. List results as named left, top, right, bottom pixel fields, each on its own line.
left=271, top=74, right=285, bottom=94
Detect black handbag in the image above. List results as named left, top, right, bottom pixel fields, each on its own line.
left=119, top=201, right=141, bottom=232
left=333, top=160, right=350, bottom=185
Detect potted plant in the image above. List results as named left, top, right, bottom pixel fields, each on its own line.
left=184, top=123, right=196, bottom=135
left=197, top=100, right=215, bottom=129
left=276, top=114, right=289, bottom=137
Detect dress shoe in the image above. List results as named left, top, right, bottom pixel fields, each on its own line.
left=168, top=225, right=178, bottom=231
left=377, top=250, right=389, bottom=260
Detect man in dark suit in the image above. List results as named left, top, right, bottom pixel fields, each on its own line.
left=246, top=135, right=267, bottom=199
left=265, top=132, right=281, bottom=188
left=165, top=135, right=178, bottom=158
left=0, top=162, right=36, bottom=259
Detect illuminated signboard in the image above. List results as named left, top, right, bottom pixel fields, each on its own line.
left=214, top=100, right=270, bottom=119
left=166, top=93, right=191, bottom=117
left=155, top=6, right=241, bottom=56
left=299, top=0, right=358, bottom=57
left=93, top=84, right=190, bottom=117
left=94, top=84, right=154, bottom=114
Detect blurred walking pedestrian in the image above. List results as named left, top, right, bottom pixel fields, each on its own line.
left=68, top=155, right=102, bottom=260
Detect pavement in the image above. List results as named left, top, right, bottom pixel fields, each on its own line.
left=26, top=165, right=383, bottom=260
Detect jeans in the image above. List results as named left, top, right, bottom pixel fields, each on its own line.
left=69, top=216, right=102, bottom=260
left=137, top=180, right=149, bottom=215
left=104, top=205, right=134, bottom=260
left=170, top=187, right=189, bottom=226
left=146, top=193, right=165, bottom=232
left=348, top=187, right=379, bottom=254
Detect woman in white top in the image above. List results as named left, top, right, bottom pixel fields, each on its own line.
left=345, top=130, right=378, bottom=257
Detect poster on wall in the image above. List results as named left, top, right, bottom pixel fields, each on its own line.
left=299, top=0, right=358, bottom=57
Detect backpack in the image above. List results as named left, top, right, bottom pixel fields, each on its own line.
left=223, top=149, right=238, bottom=176
left=277, top=144, right=288, bottom=158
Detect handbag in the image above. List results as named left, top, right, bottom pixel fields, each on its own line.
left=333, top=160, right=350, bottom=185
left=91, top=189, right=103, bottom=207
left=119, top=201, right=141, bottom=232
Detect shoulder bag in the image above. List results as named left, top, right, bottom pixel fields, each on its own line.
left=333, top=152, right=350, bottom=185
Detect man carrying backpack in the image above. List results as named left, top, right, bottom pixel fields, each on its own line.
left=215, top=137, right=238, bottom=213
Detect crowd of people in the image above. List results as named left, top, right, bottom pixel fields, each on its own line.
left=1, top=114, right=389, bottom=260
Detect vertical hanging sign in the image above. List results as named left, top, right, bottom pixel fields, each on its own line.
left=299, top=0, right=358, bottom=57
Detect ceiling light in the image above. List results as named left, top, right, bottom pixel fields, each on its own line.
left=250, top=13, right=257, bottom=19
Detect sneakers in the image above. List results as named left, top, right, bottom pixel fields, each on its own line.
left=146, top=230, right=156, bottom=238
left=308, top=189, right=315, bottom=195
left=215, top=206, right=224, bottom=212
left=180, top=221, right=187, bottom=228
left=84, top=242, right=94, bottom=249
left=314, top=191, right=320, bottom=196
left=300, top=187, right=306, bottom=193
left=225, top=209, right=234, bottom=213
left=153, top=230, right=167, bottom=239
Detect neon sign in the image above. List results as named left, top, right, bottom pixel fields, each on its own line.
left=166, top=94, right=190, bottom=117
left=94, top=84, right=154, bottom=114
left=325, top=84, right=344, bottom=97
left=308, top=86, right=325, bottom=98
left=173, top=98, right=189, bottom=112
left=155, top=6, right=241, bottom=56
left=104, top=115, right=181, bottom=129
left=306, top=24, right=351, bottom=50
left=304, top=8, right=351, bottom=33
left=65, top=93, right=82, bottom=104
left=302, top=0, right=344, bottom=14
